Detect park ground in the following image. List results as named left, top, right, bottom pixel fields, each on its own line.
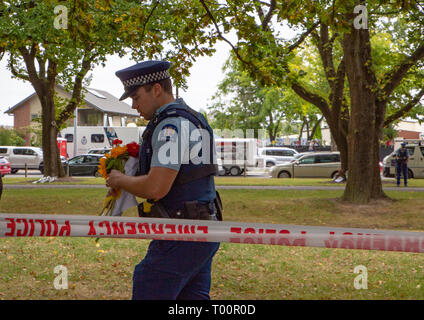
left=1, top=176, right=424, bottom=299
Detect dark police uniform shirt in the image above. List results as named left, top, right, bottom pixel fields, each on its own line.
left=149, top=98, right=217, bottom=203
left=396, top=148, right=409, bottom=163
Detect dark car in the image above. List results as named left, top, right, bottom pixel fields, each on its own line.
left=40, top=154, right=104, bottom=177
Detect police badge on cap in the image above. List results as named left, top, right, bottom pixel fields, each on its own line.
left=115, top=60, right=171, bottom=101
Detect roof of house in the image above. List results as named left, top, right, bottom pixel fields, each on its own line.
left=4, top=85, right=138, bottom=117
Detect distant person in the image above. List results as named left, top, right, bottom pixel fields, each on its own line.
left=308, top=140, right=314, bottom=152
left=395, top=142, right=409, bottom=187
left=0, top=174, right=2, bottom=200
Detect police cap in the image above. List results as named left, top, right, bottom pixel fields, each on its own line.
left=115, top=60, right=171, bottom=101
left=401, top=142, right=407, bottom=147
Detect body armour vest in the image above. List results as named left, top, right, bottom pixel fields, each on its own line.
left=138, top=100, right=217, bottom=211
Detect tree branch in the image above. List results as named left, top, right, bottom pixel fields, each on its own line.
left=8, top=54, right=30, bottom=81
left=314, top=23, right=336, bottom=82
left=56, top=52, right=97, bottom=128
left=254, top=1, right=265, bottom=22
left=380, top=43, right=424, bottom=101
left=384, top=88, right=424, bottom=126
left=19, top=45, right=40, bottom=85
left=285, top=21, right=320, bottom=54
left=199, top=0, right=258, bottom=72
left=261, top=0, right=276, bottom=31
left=290, top=79, right=331, bottom=120
left=36, top=55, right=46, bottom=81
left=139, top=0, right=160, bottom=43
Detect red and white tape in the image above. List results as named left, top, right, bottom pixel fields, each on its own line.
left=1, top=213, right=424, bottom=253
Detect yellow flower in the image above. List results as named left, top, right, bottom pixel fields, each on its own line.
left=111, top=145, right=127, bottom=158
left=98, top=157, right=108, bottom=178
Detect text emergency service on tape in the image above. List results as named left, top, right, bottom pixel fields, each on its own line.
left=1, top=214, right=424, bottom=253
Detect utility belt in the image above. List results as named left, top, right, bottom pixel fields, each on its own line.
left=138, top=192, right=223, bottom=221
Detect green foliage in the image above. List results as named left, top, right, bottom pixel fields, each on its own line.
left=209, top=55, right=323, bottom=140
left=1, top=0, right=219, bottom=176
left=0, top=127, right=25, bottom=146
left=382, top=123, right=398, bottom=142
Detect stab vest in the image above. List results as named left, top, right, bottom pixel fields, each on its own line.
left=138, top=100, right=217, bottom=210
left=396, top=149, right=409, bottom=163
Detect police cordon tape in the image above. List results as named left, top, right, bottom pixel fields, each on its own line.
left=1, top=213, right=424, bottom=253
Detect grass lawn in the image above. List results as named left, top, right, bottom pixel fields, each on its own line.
left=4, top=175, right=424, bottom=187
left=1, top=187, right=424, bottom=299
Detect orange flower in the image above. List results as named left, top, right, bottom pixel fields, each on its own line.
left=110, top=145, right=127, bottom=158
left=98, top=157, right=108, bottom=178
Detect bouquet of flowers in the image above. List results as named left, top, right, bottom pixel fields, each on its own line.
left=98, top=139, right=140, bottom=217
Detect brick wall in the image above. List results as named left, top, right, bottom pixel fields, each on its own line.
left=13, top=100, right=31, bottom=146
left=397, top=130, right=420, bottom=139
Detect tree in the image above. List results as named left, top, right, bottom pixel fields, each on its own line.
left=0, top=0, right=217, bottom=177
left=0, top=127, right=26, bottom=146
left=209, top=56, right=322, bottom=142
left=198, top=0, right=424, bottom=203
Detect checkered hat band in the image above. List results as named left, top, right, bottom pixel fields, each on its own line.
left=123, top=70, right=170, bottom=89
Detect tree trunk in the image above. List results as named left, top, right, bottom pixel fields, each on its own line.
left=298, top=120, right=305, bottom=142
left=40, top=86, right=65, bottom=178
left=341, top=26, right=387, bottom=203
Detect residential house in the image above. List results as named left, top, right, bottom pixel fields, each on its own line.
left=4, top=84, right=139, bottom=145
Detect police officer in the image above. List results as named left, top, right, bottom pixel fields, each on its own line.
left=107, top=60, right=221, bottom=300
left=395, top=142, right=409, bottom=187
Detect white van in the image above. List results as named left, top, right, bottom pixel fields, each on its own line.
left=257, top=147, right=299, bottom=167
left=60, top=126, right=146, bottom=157
left=382, top=142, right=424, bottom=178
left=0, top=146, right=44, bottom=174
left=215, top=138, right=260, bottom=176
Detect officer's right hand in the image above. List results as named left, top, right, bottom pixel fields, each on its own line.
left=106, top=188, right=120, bottom=198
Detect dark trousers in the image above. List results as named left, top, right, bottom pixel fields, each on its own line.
left=132, top=240, right=220, bottom=300
left=396, top=162, right=408, bottom=186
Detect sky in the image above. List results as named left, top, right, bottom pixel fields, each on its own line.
left=0, top=40, right=232, bottom=127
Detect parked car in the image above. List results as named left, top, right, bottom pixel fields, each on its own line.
left=382, top=142, right=424, bottom=178
left=0, top=157, right=11, bottom=177
left=40, top=154, right=104, bottom=177
left=38, top=156, right=68, bottom=175
left=88, top=147, right=112, bottom=155
left=0, top=146, right=44, bottom=174
left=257, top=147, right=299, bottom=167
left=269, top=152, right=341, bottom=178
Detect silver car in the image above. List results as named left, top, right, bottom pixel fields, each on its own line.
left=269, top=152, right=341, bottom=178
left=257, top=147, right=299, bottom=167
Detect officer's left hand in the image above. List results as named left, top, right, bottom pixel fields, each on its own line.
left=106, top=169, right=124, bottom=190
